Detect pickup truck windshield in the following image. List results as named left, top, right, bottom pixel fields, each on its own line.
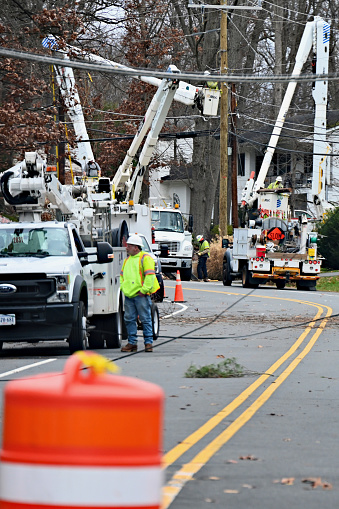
left=151, top=211, right=184, bottom=233
left=0, top=227, right=72, bottom=257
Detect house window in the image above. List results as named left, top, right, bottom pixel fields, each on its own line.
left=238, top=153, right=245, bottom=176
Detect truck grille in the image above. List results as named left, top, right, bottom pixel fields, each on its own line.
left=159, top=241, right=179, bottom=253
left=0, top=273, right=55, bottom=304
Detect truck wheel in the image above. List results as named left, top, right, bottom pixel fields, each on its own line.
left=242, top=265, right=251, bottom=288
left=223, top=261, right=232, bottom=286
left=69, top=301, right=87, bottom=354
left=151, top=303, right=160, bottom=341
left=180, top=267, right=192, bottom=281
left=106, top=309, right=123, bottom=349
left=88, top=317, right=105, bottom=349
left=297, top=282, right=316, bottom=292
left=242, top=265, right=258, bottom=289
left=276, top=281, right=286, bottom=290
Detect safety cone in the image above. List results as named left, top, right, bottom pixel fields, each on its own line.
left=173, top=270, right=185, bottom=303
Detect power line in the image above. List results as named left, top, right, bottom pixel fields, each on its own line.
left=0, top=46, right=338, bottom=83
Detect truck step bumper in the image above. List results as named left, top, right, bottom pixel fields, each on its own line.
left=252, top=273, right=320, bottom=282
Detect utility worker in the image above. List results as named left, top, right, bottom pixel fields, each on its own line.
left=120, top=234, right=160, bottom=353
left=268, top=176, right=283, bottom=189
left=196, top=234, right=210, bottom=282
left=203, top=70, right=218, bottom=89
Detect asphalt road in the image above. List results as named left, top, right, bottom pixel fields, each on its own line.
left=0, top=281, right=338, bottom=508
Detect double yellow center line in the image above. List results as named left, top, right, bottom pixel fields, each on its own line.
left=161, top=290, right=332, bottom=508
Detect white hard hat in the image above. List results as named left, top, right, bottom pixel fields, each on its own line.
left=126, top=234, right=144, bottom=247
left=196, top=235, right=204, bottom=241
left=276, top=176, right=282, bottom=182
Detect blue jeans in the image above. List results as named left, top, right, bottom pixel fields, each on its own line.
left=124, top=295, right=153, bottom=345
left=197, top=256, right=208, bottom=279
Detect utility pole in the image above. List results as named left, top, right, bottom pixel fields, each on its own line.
left=187, top=2, right=261, bottom=237
left=231, top=83, right=238, bottom=227
left=219, top=0, right=228, bottom=238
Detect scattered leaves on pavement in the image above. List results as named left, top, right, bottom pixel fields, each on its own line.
left=302, top=477, right=333, bottom=489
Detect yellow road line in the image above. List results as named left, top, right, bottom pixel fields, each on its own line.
left=162, top=309, right=331, bottom=509
left=163, top=299, right=323, bottom=468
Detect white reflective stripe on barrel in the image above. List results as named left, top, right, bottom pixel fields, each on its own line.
left=0, top=462, right=163, bottom=506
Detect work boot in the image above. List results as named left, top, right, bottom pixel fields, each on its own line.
left=121, top=343, right=137, bottom=352
left=145, top=344, right=153, bottom=352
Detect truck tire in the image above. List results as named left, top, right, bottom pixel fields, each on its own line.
left=222, top=260, right=232, bottom=286
left=105, top=309, right=123, bottom=348
left=242, top=265, right=258, bottom=289
left=242, top=265, right=251, bottom=288
left=68, top=301, right=87, bottom=354
left=151, top=303, right=160, bottom=341
left=276, top=280, right=286, bottom=289
left=180, top=267, right=192, bottom=281
left=88, top=317, right=105, bottom=349
left=296, top=282, right=316, bottom=291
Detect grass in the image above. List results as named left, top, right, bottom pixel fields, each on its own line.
left=316, top=275, right=339, bottom=292
left=185, top=357, right=244, bottom=378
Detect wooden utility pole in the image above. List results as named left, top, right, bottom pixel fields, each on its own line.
left=231, top=83, right=238, bottom=227
left=219, top=0, right=228, bottom=237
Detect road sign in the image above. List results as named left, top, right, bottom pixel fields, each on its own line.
left=267, top=227, right=285, bottom=241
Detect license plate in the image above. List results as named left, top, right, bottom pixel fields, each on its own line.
left=0, top=314, right=15, bottom=326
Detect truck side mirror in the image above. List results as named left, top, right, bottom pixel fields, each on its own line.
left=222, top=239, right=229, bottom=249
left=188, top=214, right=193, bottom=233
left=96, top=242, right=114, bottom=264
left=78, top=251, right=89, bottom=266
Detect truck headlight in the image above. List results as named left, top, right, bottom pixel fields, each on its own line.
left=184, top=245, right=192, bottom=252
left=47, top=274, right=71, bottom=303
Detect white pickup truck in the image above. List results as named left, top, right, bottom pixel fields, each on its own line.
left=0, top=221, right=125, bottom=353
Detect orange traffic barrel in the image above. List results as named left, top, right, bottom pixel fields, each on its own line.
left=0, top=352, right=165, bottom=509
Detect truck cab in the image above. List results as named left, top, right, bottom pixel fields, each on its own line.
left=151, top=206, right=193, bottom=281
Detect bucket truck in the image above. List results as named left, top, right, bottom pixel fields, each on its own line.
left=0, top=151, right=130, bottom=353
left=43, top=35, right=220, bottom=280
left=223, top=16, right=330, bottom=291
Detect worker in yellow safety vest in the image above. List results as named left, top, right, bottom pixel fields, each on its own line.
left=120, top=234, right=160, bottom=353
left=196, top=234, right=210, bottom=282
left=268, top=176, right=283, bottom=189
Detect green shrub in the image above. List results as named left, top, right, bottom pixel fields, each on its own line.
left=317, top=207, right=339, bottom=269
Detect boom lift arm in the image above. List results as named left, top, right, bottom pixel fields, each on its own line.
left=241, top=16, right=331, bottom=217
left=42, top=36, right=219, bottom=203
